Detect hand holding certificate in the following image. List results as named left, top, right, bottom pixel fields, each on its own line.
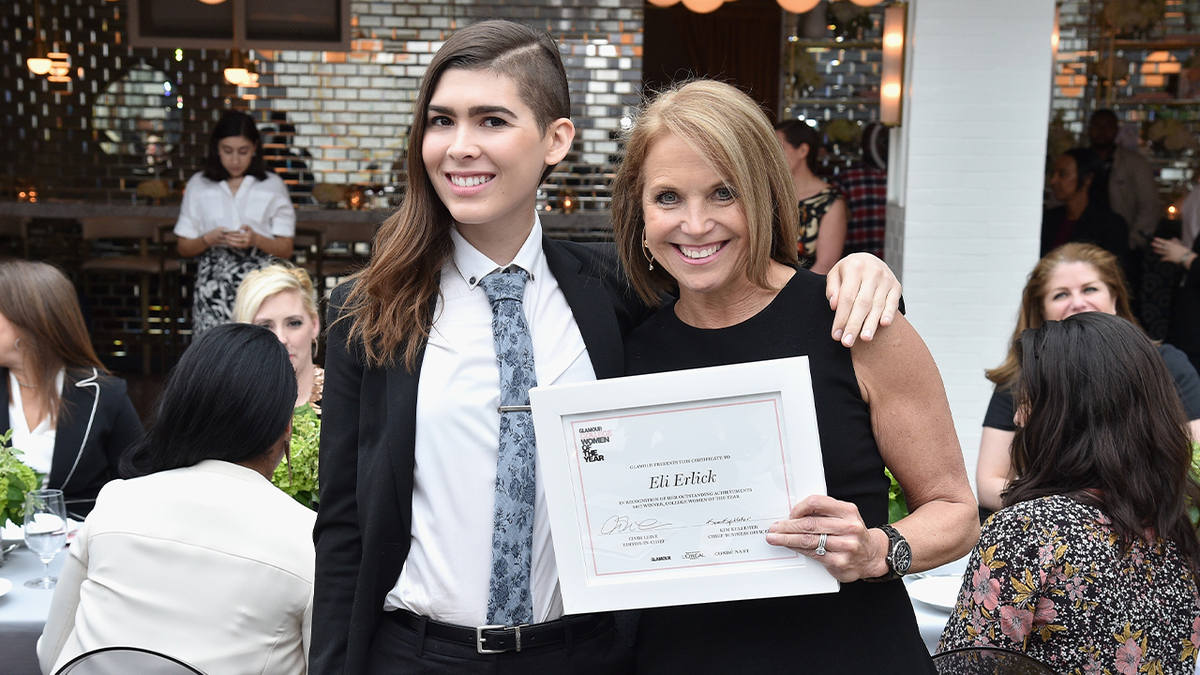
left=530, top=356, right=839, bottom=614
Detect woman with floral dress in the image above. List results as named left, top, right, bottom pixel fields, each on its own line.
left=940, top=312, right=1200, bottom=674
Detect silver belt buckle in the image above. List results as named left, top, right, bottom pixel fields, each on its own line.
left=476, top=624, right=506, bottom=654
left=475, top=623, right=529, bottom=653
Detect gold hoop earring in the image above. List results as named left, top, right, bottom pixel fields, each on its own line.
left=642, top=238, right=655, bottom=271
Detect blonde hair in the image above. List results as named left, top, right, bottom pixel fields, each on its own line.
left=611, top=80, right=799, bottom=306
left=986, top=242, right=1134, bottom=386
left=233, top=264, right=320, bottom=325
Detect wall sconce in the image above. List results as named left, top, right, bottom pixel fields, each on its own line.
left=1051, top=5, right=1060, bottom=55
left=880, top=2, right=907, bottom=126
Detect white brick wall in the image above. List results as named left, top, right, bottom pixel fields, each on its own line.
left=888, top=0, right=1056, bottom=489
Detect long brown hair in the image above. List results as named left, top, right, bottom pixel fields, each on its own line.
left=1007, top=312, right=1200, bottom=577
left=341, top=20, right=572, bottom=369
left=986, top=243, right=1133, bottom=386
left=611, top=80, right=799, bottom=306
left=0, top=260, right=106, bottom=422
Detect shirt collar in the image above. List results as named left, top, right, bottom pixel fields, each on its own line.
left=450, top=215, right=543, bottom=290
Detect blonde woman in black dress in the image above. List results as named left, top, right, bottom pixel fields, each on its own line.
left=611, top=80, right=979, bottom=674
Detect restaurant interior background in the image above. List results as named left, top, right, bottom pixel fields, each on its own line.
left=0, top=0, right=1194, bottom=441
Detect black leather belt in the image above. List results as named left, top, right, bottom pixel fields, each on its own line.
left=387, top=609, right=605, bottom=654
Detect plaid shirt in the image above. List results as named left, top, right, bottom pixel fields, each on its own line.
left=833, top=164, right=887, bottom=260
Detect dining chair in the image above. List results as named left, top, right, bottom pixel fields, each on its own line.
left=932, top=646, right=1057, bottom=675
left=78, top=217, right=183, bottom=375
left=53, top=646, right=206, bottom=675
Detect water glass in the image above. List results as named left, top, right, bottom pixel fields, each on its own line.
left=23, top=489, right=67, bottom=589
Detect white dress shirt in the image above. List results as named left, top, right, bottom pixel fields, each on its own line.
left=173, top=172, right=296, bottom=240
left=385, top=217, right=596, bottom=626
left=8, top=369, right=65, bottom=475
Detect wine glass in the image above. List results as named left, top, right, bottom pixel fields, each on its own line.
left=23, top=489, right=67, bottom=589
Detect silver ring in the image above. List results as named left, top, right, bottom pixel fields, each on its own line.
left=815, top=533, right=828, bottom=556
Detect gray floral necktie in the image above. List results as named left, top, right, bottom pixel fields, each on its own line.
left=479, top=267, right=538, bottom=626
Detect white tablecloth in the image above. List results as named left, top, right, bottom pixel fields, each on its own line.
left=905, top=555, right=969, bottom=655
left=0, top=546, right=67, bottom=675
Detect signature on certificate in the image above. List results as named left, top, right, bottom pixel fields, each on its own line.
left=599, top=515, right=673, bottom=536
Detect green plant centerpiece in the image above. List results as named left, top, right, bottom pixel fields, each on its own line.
left=1, top=429, right=41, bottom=527
left=272, top=405, right=319, bottom=510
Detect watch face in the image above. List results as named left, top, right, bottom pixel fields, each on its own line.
left=892, top=540, right=913, bottom=575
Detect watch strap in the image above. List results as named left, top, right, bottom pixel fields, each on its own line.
left=865, top=524, right=908, bottom=582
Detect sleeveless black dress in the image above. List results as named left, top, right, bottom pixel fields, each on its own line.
left=625, top=269, right=935, bottom=674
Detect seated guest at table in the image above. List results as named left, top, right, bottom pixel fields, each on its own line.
left=976, top=243, right=1200, bottom=513
left=0, top=260, right=143, bottom=519
left=175, top=111, right=296, bottom=336
left=37, top=323, right=315, bottom=675
left=235, top=264, right=323, bottom=411
left=611, top=79, right=979, bottom=674
left=941, top=312, right=1200, bottom=674
left=234, top=264, right=322, bottom=506
left=1041, top=147, right=1129, bottom=267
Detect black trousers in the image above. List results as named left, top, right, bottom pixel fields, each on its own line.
left=366, top=612, right=633, bottom=675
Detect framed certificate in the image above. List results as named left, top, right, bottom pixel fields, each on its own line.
left=529, top=356, right=838, bottom=614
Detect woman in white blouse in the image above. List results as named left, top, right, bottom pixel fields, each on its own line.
left=0, top=260, right=143, bottom=518
left=175, top=111, right=296, bottom=335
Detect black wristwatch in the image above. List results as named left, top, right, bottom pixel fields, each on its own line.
left=866, top=524, right=912, bottom=582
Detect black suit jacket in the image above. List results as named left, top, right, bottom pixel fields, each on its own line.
left=310, top=239, right=652, bottom=675
left=0, top=368, right=144, bottom=518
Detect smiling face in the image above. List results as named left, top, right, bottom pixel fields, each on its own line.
left=217, top=135, right=257, bottom=180
left=1041, top=261, right=1118, bottom=321
left=641, top=132, right=756, bottom=308
left=422, top=68, right=573, bottom=250
left=252, top=289, right=319, bottom=376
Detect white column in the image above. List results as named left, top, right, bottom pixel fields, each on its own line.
left=886, top=0, right=1057, bottom=489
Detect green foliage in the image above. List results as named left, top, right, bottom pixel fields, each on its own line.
left=0, top=429, right=42, bottom=526
left=886, top=467, right=909, bottom=524
left=272, top=406, right=320, bottom=510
